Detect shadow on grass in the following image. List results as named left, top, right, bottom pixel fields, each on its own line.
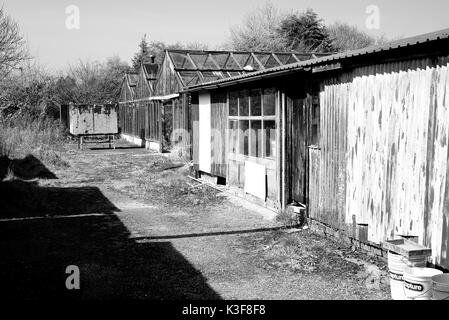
left=88, top=145, right=144, bottom=151
left=132, top=226, right=293, bottom=241
left=0, top=164, right=220, bottom=300
left=1, top=154, right=57, bottom=180
left=0, top=180, right=119, bottom=219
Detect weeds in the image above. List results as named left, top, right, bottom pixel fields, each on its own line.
left=0, top=111, right=69, bottom=173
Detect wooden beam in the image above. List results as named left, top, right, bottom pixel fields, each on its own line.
left=223, top=53, right=231, bottom=69
left=186, top=53, right=199, bottom=70
left=207, top=53, right=221, bottom=69
left=271, top=53, right=283, bottom=67
left=251, top=52, right=265, bottom=70
left=229, top=53, right=243, bottom=69
left=291, top=54, right=301, bottom=62
left=196, top=70, right=205, bottom=83
left=281, top=91, right=286, bottom=210
left=241, top=54, right=252, bottom=68
left=174, top=68, right=246, bottom=72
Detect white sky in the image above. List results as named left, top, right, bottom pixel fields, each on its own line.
left=4, top=0, right=449, bottom=72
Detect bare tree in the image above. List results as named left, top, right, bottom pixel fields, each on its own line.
left=225, top=1, right=288, bottom=52
left=56, top=56, right=131, bottom=104
left=328, top=22, right=389, bottom=52
left=0, top=6, right=28, bottom=78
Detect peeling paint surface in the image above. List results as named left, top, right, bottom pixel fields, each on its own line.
left=69, top=104, right=118, bottom=135
left=309, top=60, right=449, bottom=269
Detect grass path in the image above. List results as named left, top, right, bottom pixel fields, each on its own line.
left=0, top=141, right=390, bottom=299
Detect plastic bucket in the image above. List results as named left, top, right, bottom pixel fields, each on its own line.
left=431, top=274, right=449, bottom=300
left=403, top=267, right=443, bottom=300
left=387, top=251, right=427, bottom=300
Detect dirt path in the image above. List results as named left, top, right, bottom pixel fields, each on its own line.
left=0, top=141, right=390, bottom=300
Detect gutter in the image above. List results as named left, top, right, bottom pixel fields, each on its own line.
left=118, top=93, right=180, bottom=104
left=181, top=66, right=310, bottom=93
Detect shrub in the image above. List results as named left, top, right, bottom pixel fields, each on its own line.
left=0, top=111, right=69, bottom=169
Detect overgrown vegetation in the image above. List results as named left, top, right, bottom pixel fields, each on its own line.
left=0, top=111, right=69, bottom=169
left=131, top=34, right=209, bottom=71
left=226, top=2, right=390, bottom=53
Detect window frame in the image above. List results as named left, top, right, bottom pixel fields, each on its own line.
left=228, top=88, right=277, bottom=160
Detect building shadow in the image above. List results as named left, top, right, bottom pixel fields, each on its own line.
left=0, top=180, right=119, bottom=219
left=0, top=155, right=57, bottom=181
left=0, top=175, right=220, bottom=300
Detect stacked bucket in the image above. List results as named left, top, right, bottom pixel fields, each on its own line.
left=387, top=251, right=449, bottom=300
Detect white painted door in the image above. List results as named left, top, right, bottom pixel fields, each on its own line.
left=199, top=93, right=211, bottom=173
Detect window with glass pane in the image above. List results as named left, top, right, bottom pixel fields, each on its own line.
left=239, top=90, right=249, bottom=116
left=250, top=90, right=261, bottom=116
left=229, top=91, right=238, bottom=116
left=264, top=120, right=276, bottom=158
left=263, top=89, right=276, bottom=116
left=229, top=120, right=238, bottom=153
left=250, top=120, right=262, bottom=157
left=239, top=120, right=249, bottom=155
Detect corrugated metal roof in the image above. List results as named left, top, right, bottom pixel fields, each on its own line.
left=185, top=28, right=449, bottom=91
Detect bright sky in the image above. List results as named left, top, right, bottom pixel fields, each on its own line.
left=4, top=0, right=449, bottom=72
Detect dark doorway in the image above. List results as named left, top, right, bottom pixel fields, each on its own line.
left=287, top=94, right=307, bottom=205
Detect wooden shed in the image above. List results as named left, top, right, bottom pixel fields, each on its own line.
left=118, top=49, right=323, bottom=155
left=185, top=28, right=449, bottom=270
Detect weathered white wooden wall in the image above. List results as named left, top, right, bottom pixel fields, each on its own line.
left=316, top=62, right=449, bottom=267
left=198, top=93, right=211, bottom=173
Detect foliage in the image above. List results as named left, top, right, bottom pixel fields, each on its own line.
left=54, top=56, right=131, bottom=105
left=328, top=22, right=388, bottom=52
left=0, top=61, right=60, bottom=119
left=278, top=9, right=334, bottom=53
left=132, top=35, right=209, bottom=71
left=131, top=34, right=152, bottom=71
left=0, top=6, right=29, bottom=78
left=0, top=110, right=68, bottom=168
left=226, top=4, right=391, bottom=54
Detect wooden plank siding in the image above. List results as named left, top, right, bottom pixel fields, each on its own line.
left=135, top=65, right=153, bottom=99
left=169, top=95, right=191, bottom=158
left=309, top=57, right=449, bottom=268
left=119, top=80, right=134, bottom=102
left=154, top=51, right=183, bottom=97
left=210, top=92, right=228, bottom=178
left=191, top=94, right=200, bottom=171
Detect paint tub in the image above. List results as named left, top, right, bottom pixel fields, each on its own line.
left=388, top=251, right=427, bottom=300
left=431, top=274, right=449, bottom=300
left=403, top=267, right=443, bottom=300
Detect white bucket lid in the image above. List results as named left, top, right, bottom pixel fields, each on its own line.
left=432, top=273, right=449, bottom=286
left=404, top=267, right=443, bottom=279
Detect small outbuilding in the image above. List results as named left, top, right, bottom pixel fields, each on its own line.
left=184, top=28, right=449, bottom=270
left=118, top=50, right=323, bottom=155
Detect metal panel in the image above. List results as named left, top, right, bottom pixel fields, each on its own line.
left=69, top=104, right=118, bottom=135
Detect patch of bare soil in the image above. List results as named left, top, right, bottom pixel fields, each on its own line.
left=54, top=144, right=225, bottom=214
left=235, top=229, right=391, bottom=299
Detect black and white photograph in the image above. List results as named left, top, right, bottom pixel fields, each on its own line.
left=1, top=0, right=449, bottom=309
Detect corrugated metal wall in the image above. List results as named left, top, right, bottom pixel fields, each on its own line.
left=309, top=57, right=449, bottom=268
